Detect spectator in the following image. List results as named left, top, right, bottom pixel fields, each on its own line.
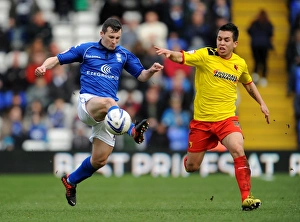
left=72, top=119, right=91, bottom=151
left=53, top=0, right=73, bottom=22
left=136, top=10, right=168, bottom=50
left=139, top=46, right=164, bottom=71
left=247, top=9, right=274, bottom=87
left=0, top=26, right=10, bottom=52
left=137, top=83, right=169, bottom=151
left=8, top=0, right=40, bottom=51
left=23, top=99, right=46, bottom=127
left=118, top=89, right=143, bottom=119
left=211, top=0, right=231, bottom=22
left=25, top=38, right=52, bottom=85
left=115, top=88, right=144, bottom=151
left=5, top=17, right=27, bottom=51
left=48, top=65, right=74, bottom=103
left=164, top=69, right=194, bottom=112
left=184, top=10, right=214, bottom=49
left=26, top=77, right=50, bottom=109
left=164, top=33, right=192, bottom=79
left=3, top=50, right=29, bottom=92
left=183, top=0, right=207, bottom=17
left=141, top=0, right=170, bottom=23
left=289, top=0, right=300, bottom=34
left=98, top=0, right=125, bottom=25
left=166, top=31, right=189, bottom=51
left=27, top=112, right=48, bottom=141
left=47, top=98, right=74, bottom=129
left=210, top=16, right=230, bottom=47
left=25, top=10, right=53, bottom=47
left=120, top=11, right=142, bottom=51
left=164, top=3, right=186, bottom=37
left=285, top=28, right=300, bottom=95
left=9, top=0, right=40, bottom=27
left=1, top=105, right=28, bottom=150
left=161, top=95, right=191, bottom=151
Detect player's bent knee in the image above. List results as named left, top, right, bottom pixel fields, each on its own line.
left=91, top=157, right=108, bottom=169
left=185, top=163, right=200, bottom=172
left=104, top=98, right=118, bottom=108
left=230, top=147, right=245, bottom=158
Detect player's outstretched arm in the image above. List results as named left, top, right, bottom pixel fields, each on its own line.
left=154, top=46, right=183, bottom=63
left=243, top=82, right=270, bottom=124
left=138, top=62, right=164, bottom=82
left=35, top=56, right=60, bottom=77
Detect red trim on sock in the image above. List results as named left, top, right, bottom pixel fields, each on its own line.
left=131, top=127, right=136, bottom=137
left=183, top=156, right=188, bottom=171
left=234, top=155, right=251, bottom=202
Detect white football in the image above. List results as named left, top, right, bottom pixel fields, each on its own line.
left=104, top=108, right=132, bottom=135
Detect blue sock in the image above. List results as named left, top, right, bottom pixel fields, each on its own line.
left=108, top=105, right=119, bottom=112
left=127, top=123, right=135, bottom=136
left=68, top=156, right=97, bottom=185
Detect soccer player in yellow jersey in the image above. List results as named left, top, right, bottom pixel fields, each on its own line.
left=155, top=23, right=270, bottom=211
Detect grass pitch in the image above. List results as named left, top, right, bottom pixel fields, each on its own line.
left=0, top=173, right=299, bottom=222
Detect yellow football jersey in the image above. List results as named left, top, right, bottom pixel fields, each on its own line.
left=182, top=47, right=252, bottom=122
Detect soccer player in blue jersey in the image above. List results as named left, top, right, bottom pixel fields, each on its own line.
left=35, top=18, right=164, bottom=206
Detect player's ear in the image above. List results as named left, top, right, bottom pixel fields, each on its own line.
left=233, top=41, right=238, bottom=48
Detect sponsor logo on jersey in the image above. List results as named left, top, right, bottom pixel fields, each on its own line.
left=86, top=54, right=102, bottom=59
left=100, top=64, right=112, bottom=74
left=213, top=70, right=237, bottom=82
left=86, top=64, right=119, bottom=80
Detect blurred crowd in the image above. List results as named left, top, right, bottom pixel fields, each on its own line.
left=0, top=0, right=232, bottom=152
left=287, top=0, right=300, bottom=145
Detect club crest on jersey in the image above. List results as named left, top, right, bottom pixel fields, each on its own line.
left=186, top=50, right=196, bottom=54
left=116, top=53, right=122, bottom=63
left=234, top=64, right=238, bottom=70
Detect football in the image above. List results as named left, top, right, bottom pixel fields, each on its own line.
left=104, top=108, right=132, bottom=135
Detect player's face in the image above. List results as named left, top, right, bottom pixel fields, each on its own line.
left=216, top=30, right=238, bottom=59
left=100, top=27, right=122, bottom=50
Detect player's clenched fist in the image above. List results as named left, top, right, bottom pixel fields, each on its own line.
left=35, top=66, right=46, bottom=77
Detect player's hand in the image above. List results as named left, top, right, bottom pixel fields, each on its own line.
left=261, top=104, right=270, bottom=124
left=35, top=66, right=46, bottom=77
left=154, top=46, right=171, bottom=58
left=149, top=62, right=164, bottom=74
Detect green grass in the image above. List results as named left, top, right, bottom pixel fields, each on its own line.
left=0, top=174, right=299, bottom=222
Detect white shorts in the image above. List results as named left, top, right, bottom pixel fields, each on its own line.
left=77, top=93, right=115, bottom=147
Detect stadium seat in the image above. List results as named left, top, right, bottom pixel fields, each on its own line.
left=22, top=140, right=48, bottom=151
left=0, top=0, right=10, bottom=29
left=73, top=11, right=98, bottom=25
left=47, top=128, right=73, bottom=151
left=6, top=51, right=29, bottom=68
left=53, top=24, right=73, bottom=39
left=35, top=0, right=54, bottom=12
left=53, top=24, right=74, bottom=50
left=74, top=24, right=97, bottom=44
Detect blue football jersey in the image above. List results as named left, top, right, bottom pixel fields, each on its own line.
left=57, top=41, right=145, bottom=101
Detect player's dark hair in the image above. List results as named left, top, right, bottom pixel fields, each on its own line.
left=102, top=18, right=122, bottom=33
left=218, top=23, right=239, bottom=41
